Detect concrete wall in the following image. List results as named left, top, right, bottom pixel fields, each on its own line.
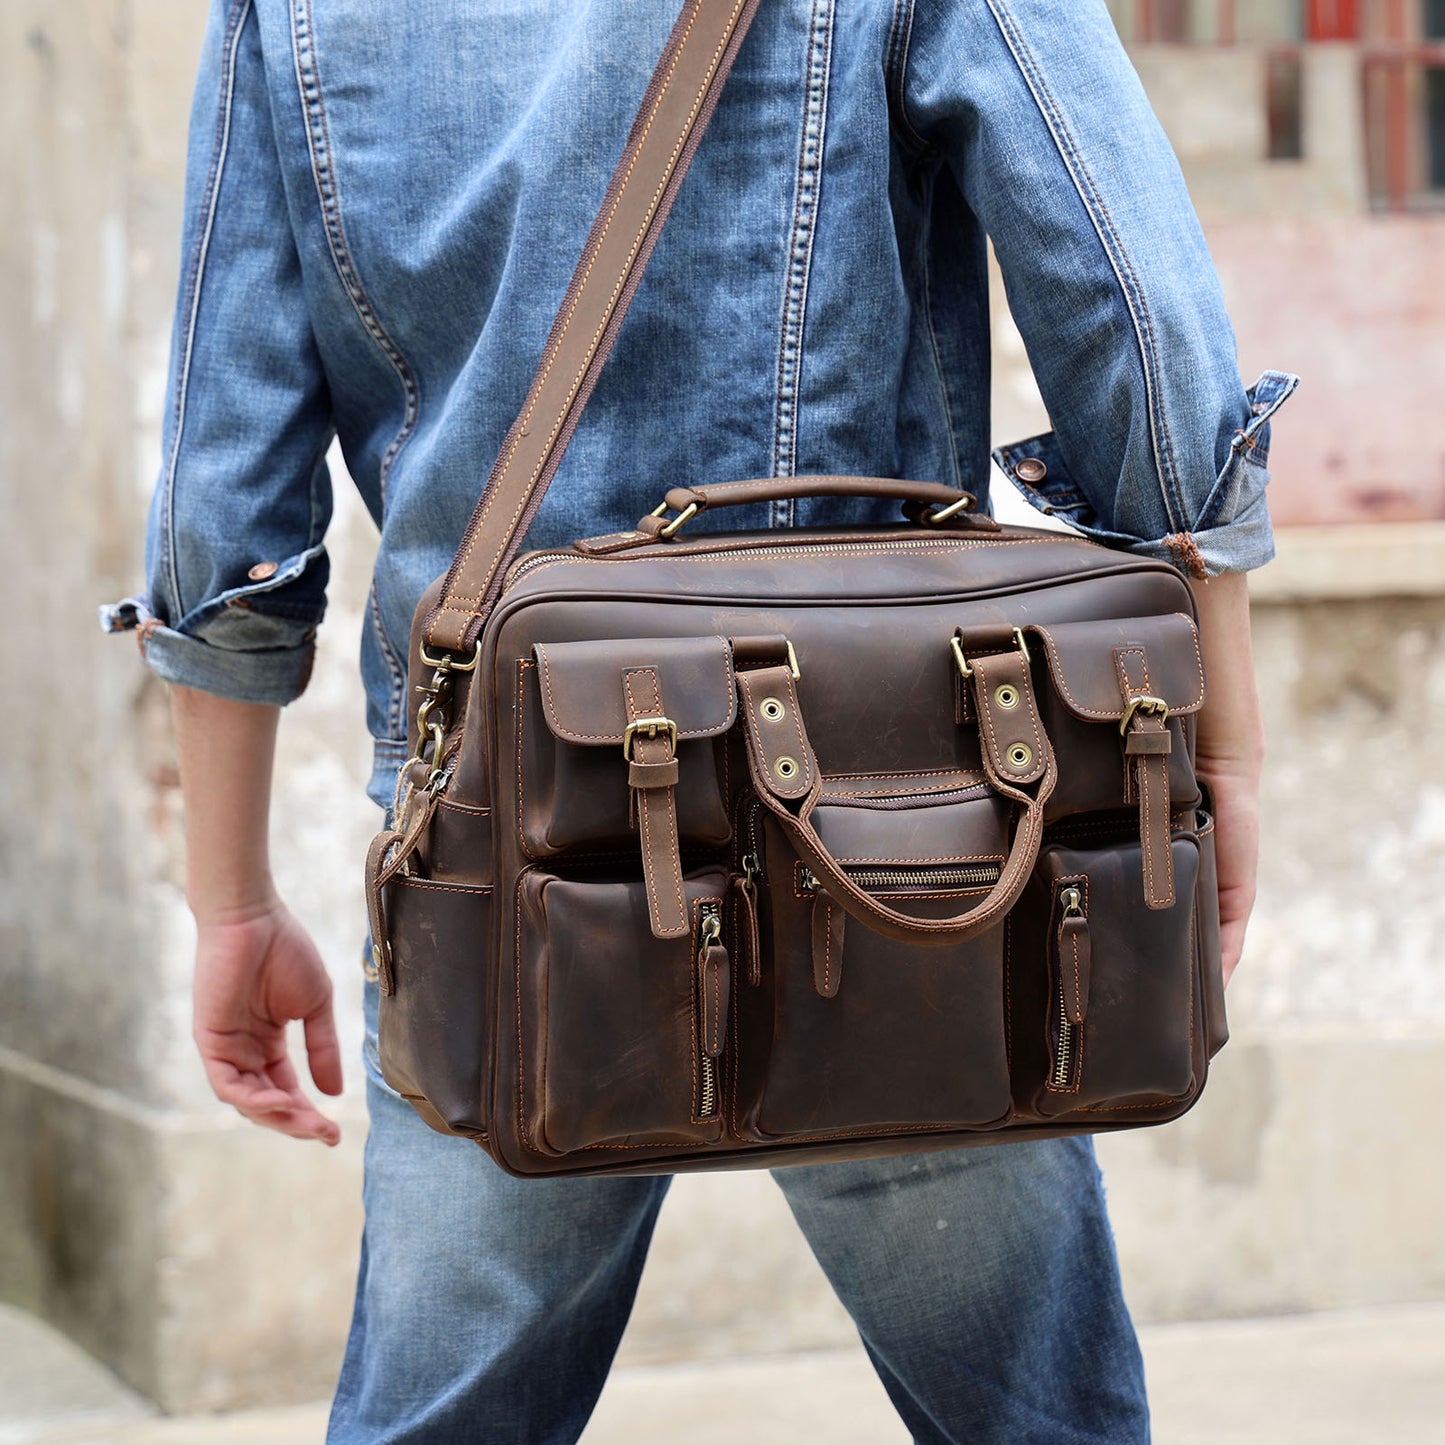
left=1, top=9, right=1441, bottom=1413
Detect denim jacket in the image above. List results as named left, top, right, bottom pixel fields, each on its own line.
left=102, top=0, right=1297, bottom=808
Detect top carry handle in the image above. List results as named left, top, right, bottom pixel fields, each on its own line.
left=423, top=0, right=764, bottom=656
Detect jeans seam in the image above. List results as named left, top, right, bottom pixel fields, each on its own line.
left=983, top=0, right=1186, bottom=534
left=368, top=580, right=408, bottom=749
left=160, top=0, right=254, bottom=623
left=290, top=0, right=419, bottom=509
left=918, top=174, right=964, bottom=492
left=770, top=0, right=836, bottom=528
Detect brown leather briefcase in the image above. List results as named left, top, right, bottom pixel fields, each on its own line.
left=364, top=0, right=1228, bottom=1178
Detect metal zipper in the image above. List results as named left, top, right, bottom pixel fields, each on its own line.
left=697, top=903, right=722, bottom=1119
left=504, top=535, right=996, bottom=589
left=799, top=862, right=1002, bottom=893
left=1051, top=885, right=1085, bottom=1090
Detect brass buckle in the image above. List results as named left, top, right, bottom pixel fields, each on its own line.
left=923, top=493, right=976, bottom=525
left=649, top=500, right=700, bottom=540
left=1119, top=695, right=1170, bottom=736
left=417, top=640, right=482, bottom=673
left=951, top=627, right=1030, bottom=681
left=622, top=716, right=678, bottom=761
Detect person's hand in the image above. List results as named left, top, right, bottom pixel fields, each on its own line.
left=1196, top=752, right=1262, bottom=986
left=1187, top=571, right=1267, bottom=987
left=192, top=897, right=343, bottom=1145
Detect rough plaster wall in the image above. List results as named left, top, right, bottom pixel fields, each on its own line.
left=2, top=7, right=1442, bottom=1412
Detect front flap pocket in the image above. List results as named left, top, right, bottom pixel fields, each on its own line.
left=518, top=636, right=735, bottom=859
left=1022, top=614, right=1205, bottom=892
left=517, top=868, right=728, bottom=1155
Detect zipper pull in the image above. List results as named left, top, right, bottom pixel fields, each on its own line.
left=1056, top=885, right=1091, bottom=1028
left=811, top=891, right=845, bottom=999
left=736, top=854, right=763, bottom=987
left=697, top=911, right=730, bottom=1060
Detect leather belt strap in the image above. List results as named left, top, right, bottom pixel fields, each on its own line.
left=1116, top=648, right=1176, bottom=910
left=424, top=0, right=764, bottom=654
left=624, top=667, right=690, bottom=939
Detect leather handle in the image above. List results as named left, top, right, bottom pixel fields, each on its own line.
left=738, top=663, right=1057, bottom=945
left=643, top=476, right=976, bottom=532
left=424, top=0, right=764, bottom=655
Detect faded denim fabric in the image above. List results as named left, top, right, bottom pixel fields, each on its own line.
left=100, top=0, right=1296, bottom=815
left=331, top=972, right=1149, bottom=1444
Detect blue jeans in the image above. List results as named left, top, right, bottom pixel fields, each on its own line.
left=329, top=979, right=1148, bottom=1444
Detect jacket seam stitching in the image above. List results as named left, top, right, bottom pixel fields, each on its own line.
left=160, top=0, right=254, bottom=622
left=770, top=0, right=836, bottom=526
left=917, top=174, right=964, bottom=491
left=886, top=0, right=932, bottom=158
left=290, top=0, right=419, bottom=509
left=983, top=0, right=1185, bottom=533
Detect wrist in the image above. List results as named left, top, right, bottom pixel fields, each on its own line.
left=187, top=877, right=282, bottom=929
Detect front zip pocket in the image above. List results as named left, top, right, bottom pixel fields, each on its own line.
left=735, top=808, right=1013, bottom=1142
left=1009, top=832, right=1201, bottom=1117
left=516, top=868, right=729, bottom=1155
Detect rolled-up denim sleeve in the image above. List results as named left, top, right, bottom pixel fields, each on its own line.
left=99, top=0, right=334, bottom=703
left=903, top=0, right=1297, bottom=575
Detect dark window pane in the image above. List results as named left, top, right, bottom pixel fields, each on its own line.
left=1266, top=54, right=1305, bottom=159
left=1427, top=67, right=1445, bottom=191
left=1425, top=0, right=1445, bottom=42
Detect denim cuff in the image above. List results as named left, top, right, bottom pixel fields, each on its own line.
left=100, top=595, right=316, bottom=706
left=994, top=369, right=1298, bottom=578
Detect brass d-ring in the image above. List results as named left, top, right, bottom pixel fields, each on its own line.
left=774, top=756, right=799, bottom=781
left=760, top=697, right=785, bottom=722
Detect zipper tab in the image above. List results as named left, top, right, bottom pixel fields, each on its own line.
left=1049, top=883, right=1091, bottom=1091
left=696, top=906, right=728, bottom=1119
left=736, top=856, right=762, bottom=987
left=810, top=891, right=845, bottom=999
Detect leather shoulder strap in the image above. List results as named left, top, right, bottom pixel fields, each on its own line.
left=424, top=0, right=763, bottom=654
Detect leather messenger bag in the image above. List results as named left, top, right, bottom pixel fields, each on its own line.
left=365, top=0, right=1229, bottom=1178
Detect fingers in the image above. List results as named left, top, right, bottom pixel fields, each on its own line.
left=200, top=1053, right=341, bottom=1146
left=304, top=999, right=345, bottom=1097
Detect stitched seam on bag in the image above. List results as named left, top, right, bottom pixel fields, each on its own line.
left=390, top=878, right=493, bottom=896
left=291, top=0, right=418, bottom=504
left=436, top=798, right=491, bottom=818
left=439, top=0, right=746, bottom=619
left=504, top=535, right=1058, bottom=588
left=536, top=639, right=734, bottom=741
left=983, top=0, right=1186, bottom=532
left=1034, top=614, right=1204, bottom=719
left=160, top=0, right=253, bottom=620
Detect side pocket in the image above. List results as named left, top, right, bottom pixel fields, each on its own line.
left=1009, top=832, right=1201, bottom=1116
left=516, top=869, right=728, bottom=1156
left=378, top=876, right=493, bottom=1138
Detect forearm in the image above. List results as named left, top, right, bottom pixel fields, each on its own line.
left=1187, top=572, right=1265, bottom=775
left=170, top=685, right=281, bottom=924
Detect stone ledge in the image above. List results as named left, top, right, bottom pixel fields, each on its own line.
left=1250, top=522, right=1445, bottom=603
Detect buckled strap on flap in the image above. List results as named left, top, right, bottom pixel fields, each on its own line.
left=624, top=667, right=689, bottom=939
left=1116, top=648, right=1175, bottom=909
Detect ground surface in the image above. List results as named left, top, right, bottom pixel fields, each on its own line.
left=2, top=1302, right=1441, bottom=1443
